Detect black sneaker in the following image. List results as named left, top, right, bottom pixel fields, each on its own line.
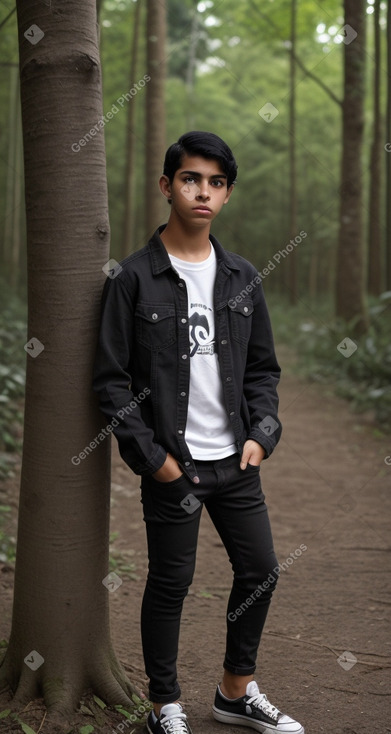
left=146, top=702, right=193, bottom=734
left=212, top=681, right=304, bottom=733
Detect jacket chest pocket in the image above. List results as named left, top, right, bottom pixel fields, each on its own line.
left=135, top=303, right=176, bottom=351
left=227, top=298, right=254, bottom=349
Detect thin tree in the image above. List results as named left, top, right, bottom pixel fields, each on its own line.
left=185, top=1, right=199, bottom=130
left=336, top=0, right=368, bottom=333
left=0, top=0, right=136, bottom=716
left=288, top=0, right=298, bottom=305
left=122, top=0, right=142, bottom=258
left=145, top=0, right=167, bottom=237
left=247, top=0, right=343, bottom=303
left=248, top=0, right=342, bottom=107
left=386, top=0, right=391, bottom=290
left=10, top=85, right=23, bottom=291
left=2, top=65, right=19, bottom=280
left=368, top=0, right=383, bottom=296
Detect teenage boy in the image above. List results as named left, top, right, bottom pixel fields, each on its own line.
left=93, top=131, right=304, bottom=734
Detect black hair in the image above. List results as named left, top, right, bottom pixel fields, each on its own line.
left=163, top=131, right=238, bottom=188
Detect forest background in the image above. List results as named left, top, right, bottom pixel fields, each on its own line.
left=0, top=1, right=390, bottom=732
left=0, top=0, right=391, bottom=476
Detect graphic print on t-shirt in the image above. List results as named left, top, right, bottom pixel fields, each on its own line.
left=168, top=245, right=236, bottom=459
left=189, top=303, right=215, bottom=357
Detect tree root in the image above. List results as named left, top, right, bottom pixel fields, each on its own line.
left=0, top=646, right=142, bottom=718
left=90, top=670, right=135, bottom=710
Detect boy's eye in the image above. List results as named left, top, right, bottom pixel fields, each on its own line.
left=181, top=176, right=225, bottom=188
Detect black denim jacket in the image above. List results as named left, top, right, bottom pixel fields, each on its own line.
left=92, top=226, right=282, bottom=483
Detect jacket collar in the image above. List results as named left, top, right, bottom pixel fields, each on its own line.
left=148, top=225, right=240, bottom=276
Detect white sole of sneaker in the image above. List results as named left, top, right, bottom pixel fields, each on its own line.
left=212, top=706, right=304, bottom=734
left=146, top=714, right=193, bottom=734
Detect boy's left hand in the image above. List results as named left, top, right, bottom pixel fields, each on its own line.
left=240, top=440, right=266, bottom=470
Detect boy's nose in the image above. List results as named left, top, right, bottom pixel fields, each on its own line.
left=197, top=182, right=210, bottom=200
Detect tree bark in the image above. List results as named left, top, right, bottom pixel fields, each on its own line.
left=367, top=0, right=383, bottom=296
left=185, top=2, right=199, bottom=130
left=336, top=0, right=368, bottom=333
left=122, top=0, right=142, bottom=259
left=288, top=0, right=298, bottom=305
left=145, top=0, right=167, bottom=237
left=386, top=0, right=391, bottom=290
left=10, top=90, right=23, bottom=291
left=0, top=0, right=136, bottom=716
left=2, top=66, right=19, bottom=279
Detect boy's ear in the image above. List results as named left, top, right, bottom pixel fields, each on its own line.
left=224, top=184, right=234, bottom=205
left=159, top=175, right=172, bottom=200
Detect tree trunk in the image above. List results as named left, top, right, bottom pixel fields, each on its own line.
left=0, top=0, right=136, bottom=716
left=145, top=0, right=167, bottom=237
left=367, top=0, right=383, bottom=296
left=386, top=0, right=391, bottom=290
left=2, top=66, right=19, bottom=279
left=336, top=0, right=368, bottom=333
left=122, top=0, right=142, bottom=259
left=309, top=249, right=318, bottom=302
left=288, top=0, right=298, bottom=305
left=10, top=91, right=23, bottom=291
left=185, top=2, right=199, bottom=130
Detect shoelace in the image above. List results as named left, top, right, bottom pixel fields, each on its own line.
left=160, top=711, right=189, bottom=734
left=247, top=692, right=280, bottom=721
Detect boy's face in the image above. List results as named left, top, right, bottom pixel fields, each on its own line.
left=159, top=154, right=234, bottom=226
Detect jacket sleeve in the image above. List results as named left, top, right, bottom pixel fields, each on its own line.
left=243, top=278, right=282, bottom=458
left=92, top=275, right=167, bottom=476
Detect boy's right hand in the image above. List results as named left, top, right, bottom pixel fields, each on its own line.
left=152, top=453, right=183, bottom=482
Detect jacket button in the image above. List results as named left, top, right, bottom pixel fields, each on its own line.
left=178, top=429, right=183, bottom=435
left=230, top=411, right=235, bottom=416
left=178, top=282, right=184, bottom=288
left=181, top=318, right=187, bottom=324
left=152, top=313, right=158, bottom=320
left=180, top=391, right=186, bottom=397
left=244, top=306, right=249, bottom=313
left=221, top=339, right=227, bottom=345
left=182, top=354, right=188, bottom=360
left=193, top=475, right=200, bottom=484
left=185, top=461, right=190, bottom=466
left=226, top=376, right=232, bottom=382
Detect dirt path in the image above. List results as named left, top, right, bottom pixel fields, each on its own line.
left=108, top=345, right=391, bottom=733
left=1, top=346, right=390, bottom=733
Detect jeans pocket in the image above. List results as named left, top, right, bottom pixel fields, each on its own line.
left=150, top=473, right=188, bottom=488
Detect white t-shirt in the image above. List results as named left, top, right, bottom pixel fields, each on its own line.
left=169, top=245, right=237, bottom=460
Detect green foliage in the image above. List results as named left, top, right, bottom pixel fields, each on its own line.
left=92, top=695, right=107, bottom=710
left=270, top=293, right=391, bottom=431
left=167, top=0, right=210, bottom=80
left=114, top=696, right=153, bottom=724
left=98, top=0, right=354, bottom=273
left=0, top=0, right=388, bottom=307
left=114, top=705, right=133, bottom=719
left=0, top=713, right=38, bottom=734
left=0, top=279, right=26, bottom=475
left=0, top=505, right=16, bottom=563
left=18, top=722, right=37, bottom=734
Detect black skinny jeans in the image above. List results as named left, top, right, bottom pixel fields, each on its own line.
left=140, top=452, right=279, bottom=704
